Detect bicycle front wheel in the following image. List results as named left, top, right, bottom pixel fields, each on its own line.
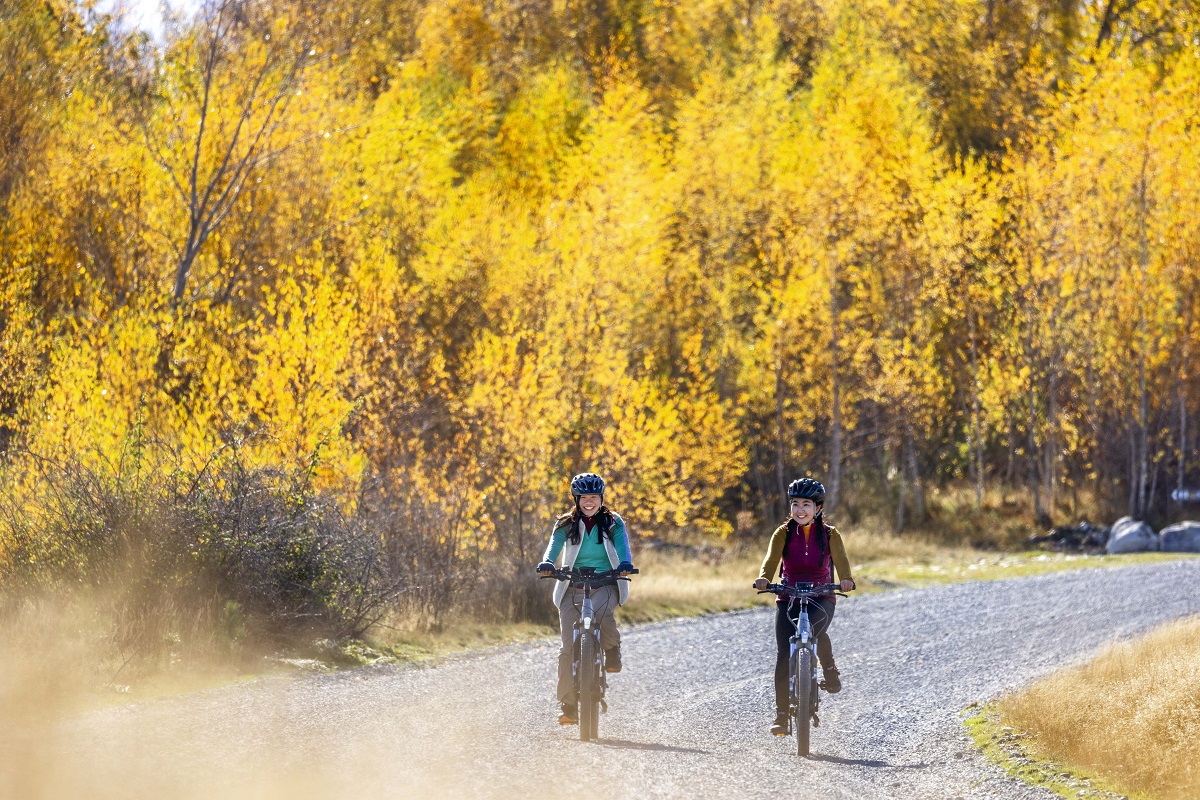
left=579, top=629, right=600, bottom=741
left=794, top=647, right=812, bottom=756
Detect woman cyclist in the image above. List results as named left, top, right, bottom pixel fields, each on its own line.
left=754, top=477, right=855, bottom=735
left=536, top=472, right=635, bottom=725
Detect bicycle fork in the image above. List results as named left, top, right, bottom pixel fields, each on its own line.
left=789, top=610, right=820, bottom=730
left=572, top=592, right=608, bottom=711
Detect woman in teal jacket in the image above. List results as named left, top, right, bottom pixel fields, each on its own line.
left=537, top=472, right=635, bottom=725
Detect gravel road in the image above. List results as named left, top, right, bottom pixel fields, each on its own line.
left=14, top=558, right=1200, bottom=800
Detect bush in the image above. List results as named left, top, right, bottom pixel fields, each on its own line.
left=0, top=438, right=400, bottom=667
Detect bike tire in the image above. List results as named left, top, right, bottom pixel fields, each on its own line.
left=795, top=648, right=812, bottom=757
left=579, top=629, right=600, bottom=741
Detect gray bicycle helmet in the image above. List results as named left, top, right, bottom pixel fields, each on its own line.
left=570, top=472, right=605, bottom=497
left=787, top=477, right=825, bottom=504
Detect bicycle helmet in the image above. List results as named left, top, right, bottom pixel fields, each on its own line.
left=787, top=477, right=825, bottom=504
left=570, top=472, right=605, bottom=497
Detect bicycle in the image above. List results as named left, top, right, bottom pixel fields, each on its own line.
left=541, top=566, right=638, bottom=741
left=756, top=580, right=847, bottom=756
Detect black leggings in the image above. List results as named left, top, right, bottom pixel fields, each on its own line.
left=774, top=597, right=836, bottom=712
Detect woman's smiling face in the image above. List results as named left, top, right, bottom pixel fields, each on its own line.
left=790, top=497, right=817, bottom=525
left=577, top=494, right=602, bottom=516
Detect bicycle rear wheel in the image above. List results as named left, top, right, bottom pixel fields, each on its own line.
left=579, top=629, right=600, bottom=741
left=794, top=648, right=812, bottom=756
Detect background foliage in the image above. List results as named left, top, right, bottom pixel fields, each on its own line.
left=4, top=0, right=1200, bottom=644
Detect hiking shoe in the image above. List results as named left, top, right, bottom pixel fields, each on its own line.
left=821, top=666, right=841, bottom=694
left=770, top=711, right=789, bottom=736
left=604, top=646, right=622, bottom=673
left=558, top=703, right=578, bottom=725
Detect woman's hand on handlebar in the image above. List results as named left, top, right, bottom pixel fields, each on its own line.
left=753, top=578, right=770, bottom=591
left=536, top=561, right=555, bottom=575
left=840, top=579, right=855, bottom=592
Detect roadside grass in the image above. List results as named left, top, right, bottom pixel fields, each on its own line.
left=963, top=703, right=1135, bottom=800
left=362, top=524, right=1194, bottom=661
left=623, top=523, right=1193, bottom=623
left=992, top=616, right=1200, bottom=800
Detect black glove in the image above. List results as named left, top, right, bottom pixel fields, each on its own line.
left=617, top=561, right=634, bottom=574
left=536, top=561, right=555, bottom=574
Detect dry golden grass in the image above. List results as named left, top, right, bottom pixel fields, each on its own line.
left=999, top=616, right=1200, bottom=800
left=619, top=522, right=1186, bottom=625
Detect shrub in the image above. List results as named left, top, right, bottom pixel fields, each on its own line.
left=0, top=436, right=400, bottom=667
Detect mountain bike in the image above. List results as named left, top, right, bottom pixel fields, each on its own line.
left=542, top=566, right=637, bottom=741
left=757, top=581, right=846, bottom=756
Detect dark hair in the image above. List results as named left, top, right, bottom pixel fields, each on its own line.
left=554, top=505, right=615, bottom=545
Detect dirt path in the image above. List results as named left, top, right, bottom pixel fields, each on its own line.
left=13, top=558, right=1200, bottom=800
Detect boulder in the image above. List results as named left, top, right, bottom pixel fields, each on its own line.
left=1160, top=521, right=1200, bottom=553
left=1106, top=516, right=1159, bottom=554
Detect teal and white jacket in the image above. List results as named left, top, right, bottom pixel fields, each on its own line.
left=542, top=510, right=633, bottom=608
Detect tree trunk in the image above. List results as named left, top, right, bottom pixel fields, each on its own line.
left=969, top=307, right=984, bottom=508
left=1148, top=450, right=1160, bottom=517
left=1045, top=367, right=1059, bottom=514
left=1128, top=416, right=1138, bottom=516
left=1138, top=346, right=1149, bottom=518
left=1027, top=376, right=1043, bottom=522
left=828, top=281, right=842, bottom=515
left=515, top=468, right=526, bottom=564
left=1179, top=371, right=1188, bottom=508
left=1005, top=416, right=1016, bottom=484
left=1086, top=353, right=1103, bottom=514
left=905, top=421, right=925, bottom=523
left=1136, top=151, right=1151, bottom=518
left=775, top=350, right=787, bottom=519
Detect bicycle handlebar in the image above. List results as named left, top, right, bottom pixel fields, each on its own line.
left=754, top=582, right=847, bottom=597
left=540, top=567, right=639, bottom=584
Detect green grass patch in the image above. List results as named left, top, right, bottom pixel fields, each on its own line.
left=863, top=551, right=1194, bottom=588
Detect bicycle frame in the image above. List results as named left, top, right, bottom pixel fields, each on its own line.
left=542, top=566, right=638, bottom=741
left=758, top=580, right=844, bottom=756
left=573, top=575, right=607, bottom=714
left=785, top=591, right=821, bottom=733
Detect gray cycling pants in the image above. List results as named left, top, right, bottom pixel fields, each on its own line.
left=557, top=584, right=621, bottom=706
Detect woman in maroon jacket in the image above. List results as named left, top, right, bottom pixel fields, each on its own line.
left=754, top=478, right=856, bottom=735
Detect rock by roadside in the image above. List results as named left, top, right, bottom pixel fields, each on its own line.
left=1159, top=521, right=1200, bottom=553
left=1106, top=517, right=1159, bottom=554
